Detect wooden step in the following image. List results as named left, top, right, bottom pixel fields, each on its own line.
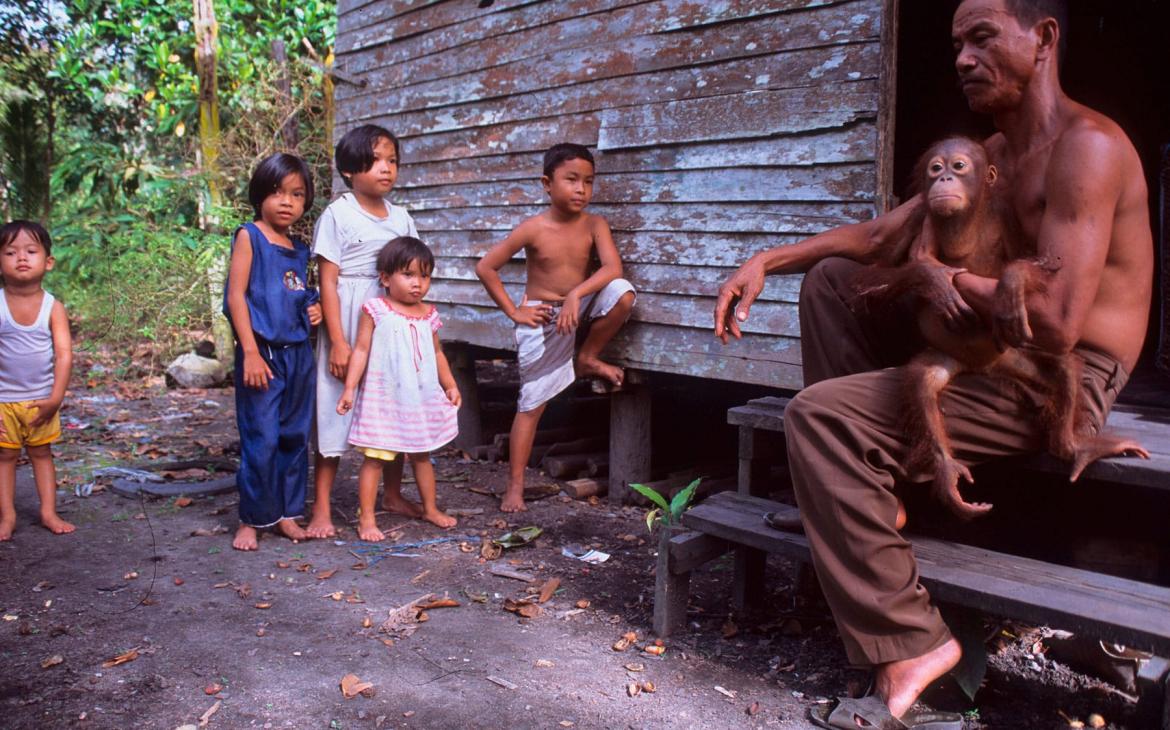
left=682, top=491, right=1170, bottom=655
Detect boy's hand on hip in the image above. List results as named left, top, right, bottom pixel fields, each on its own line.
left=307, top=303, right=323, bottom=326
left=445, top=387, right=462, bottom=408
left=556, top=292, right=580, bottom=334
left=510, top=296, right=554, bottom=328
left=29, top=399, right=62, bottom=428
left=329, top=341, right=351, bottom=380
left=243, top=351, right=274, bottom=390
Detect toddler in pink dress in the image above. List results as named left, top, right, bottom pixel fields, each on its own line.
left=337, top=237, right=460, bottom=538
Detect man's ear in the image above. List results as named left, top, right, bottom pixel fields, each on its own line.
left=986, top=164, right=998, bottom=186
left=540, top=174, right=551, bottom=194
left=1034, top=17, right=1059, bottom=62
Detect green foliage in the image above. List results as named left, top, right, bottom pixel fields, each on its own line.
left=631, top=478, right=702, bottom=531
left=0, top=0, right=339, bottom=364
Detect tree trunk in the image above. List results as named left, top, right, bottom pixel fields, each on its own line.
left=194, top=0, right=232, bottom=363
left=271, top=40, right=299, bottom=150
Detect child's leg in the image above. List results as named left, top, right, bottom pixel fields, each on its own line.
left=26, top=444, right=74, bottom=535
left=0, top=447, right=18, bottom=540
left=356, top=455, right=387, bottom=541
left=272, top=342, right=313, bottom=543
left=503, top=403, right=547, bottom=512
left=576, top=290, right=635, bottom=386
left=408, top=453, right=456, bottom=528
left=308, top=454, right=339, bottom=538
left=381, top=457, right=422, bottom=517
left=232, top=347, right=284, bottom=550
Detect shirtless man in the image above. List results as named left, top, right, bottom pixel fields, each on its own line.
left=477, top=143, right=636, bottom=512
left=714, top=0, right=1153, bottom=724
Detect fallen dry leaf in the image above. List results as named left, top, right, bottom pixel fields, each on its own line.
left=747, top=701, right=761, bottom=716
left=123, top=571, right=139, bottom=580
left=416, top=611, right=430, bottom=623
left=316, top=569, right=338, bottom=581
left=173, top=577, right=185, bottom=586
left=254, top=602, right=272, bottom=610
left=458, top=542, right=475, bottom=553
left=419, top=598, right=460, bottom=610
left=276, top=561, right=290, bottom=569
left=191, top=525, right=229, bottom=537
left=714, top=685, right=737, bottom=699
left=641, top=681, right=656, bottom=693
left=296, top=564, right=312, bottom=573
left=722, top=618, right=739, bottom=639
left=643, top=645, right=666, bottom=656
left=624, top=662, right=644, bottom=672
left=101, top=647, right=140, bottom=668
left=503, top=598, right=543, bottom=618
left=535, top=659, right=555, bottom=668
left=410, top=570, right=431, bottom=585
left=1088, top=715, right=1106, bottom=729
left=362, top=617, right=372, bottom=629
left=537, top=578, right=561, bottom=604
left=40, top=654, right=64, bottom=669
left=575, top=599, right=591, bottom=609
left=612, top=631, right=637, bottom=651
left=174, top=496, right=193, bottom=508
left=627, top=682, right=641, bottom=697
left=327, top=591, right=343, bottom=601
left=235, top=583, right=252, bottom=599
left=203, top=682, right=223, bottom=695
left=480, top=540, right=503, bottom=561
left=340, top=673, right=374, bottom=699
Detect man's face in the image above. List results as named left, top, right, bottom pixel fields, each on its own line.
left=952, top=0, right=1039, bottom=114
left=542, top=158, right=595, bottom=214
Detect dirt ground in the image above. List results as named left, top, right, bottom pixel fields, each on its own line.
left=0, top=371, right=1156, bottom=729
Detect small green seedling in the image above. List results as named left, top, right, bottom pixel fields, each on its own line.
left=630, top=478, right=701, bottom=531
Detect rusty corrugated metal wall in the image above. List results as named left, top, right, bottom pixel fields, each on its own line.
left=334, top=0, right=892, bottom=390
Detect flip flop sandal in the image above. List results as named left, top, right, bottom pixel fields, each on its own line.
left=762, top=510, right=804, bottom=533
left=809, top=695, right=963, bottom=730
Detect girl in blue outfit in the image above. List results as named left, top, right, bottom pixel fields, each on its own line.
left=223, top=153, right=322, bottom=551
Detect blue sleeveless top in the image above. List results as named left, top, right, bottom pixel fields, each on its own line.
left=222, top=222, right=318, bottom=346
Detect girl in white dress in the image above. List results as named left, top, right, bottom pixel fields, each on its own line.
left=309, top=125, right=418, bottom=539
left=337, top=237, right=460, bottom=538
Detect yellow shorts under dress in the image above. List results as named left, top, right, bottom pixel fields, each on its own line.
left=0, top=401, right=61, bottom=450
left=357, top=446, right=398, bottom=462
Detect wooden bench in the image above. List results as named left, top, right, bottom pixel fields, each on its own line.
left=653, top=396, right=1170, bottom=725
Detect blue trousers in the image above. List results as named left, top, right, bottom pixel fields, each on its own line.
left=234, top=341, right=315, bottom=527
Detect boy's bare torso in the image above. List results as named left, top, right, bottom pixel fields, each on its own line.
left=522, top=210, right=603, bottom=302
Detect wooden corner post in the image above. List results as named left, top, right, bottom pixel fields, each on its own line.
left=608, top=384, right=651, bottom=505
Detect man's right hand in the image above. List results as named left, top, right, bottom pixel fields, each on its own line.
left=329, top=341, right=351, bottom=380
left=910, top=261, right=979, bottom=332
left=714, top=257, right=766, bottom=344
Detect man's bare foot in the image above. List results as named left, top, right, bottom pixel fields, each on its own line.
left=233, top=524, right=259, bottom=551
left=41, top=513, right=75, bottom=535
left=357, top=520, right=386, bottom=542
left=383, top=493, right=423, bottom=518
left=306, top=505, right=336, bottom=539
left=576, top=356, right=624, bottom=387
left=422, top=508, right=457, bottom=529
left=0, top=517, right=14, bottom=541
left=274, top=518, right=307, bottom=542
left=874, top=637, right=962, bottom=719
left=500, top=484, right=527, bottom=513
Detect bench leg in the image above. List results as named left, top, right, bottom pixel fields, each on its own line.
left=738, top=426, right=772, bottom=497
left=609, top=386, right=651, bottom=506
left=654, top=531, right=689, bottom=637
left=733, top=547, right=766, bottom=611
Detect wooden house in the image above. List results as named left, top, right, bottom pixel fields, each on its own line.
left=333, top=0, right=899, bottom=393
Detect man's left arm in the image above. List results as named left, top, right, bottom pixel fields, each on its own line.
left=955, top=127, right=1123, bottom=353
left=559, top=216, right=623, bottom=333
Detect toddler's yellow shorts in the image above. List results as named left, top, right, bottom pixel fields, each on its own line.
left=357, top=446, right=398, bottom=462
left=0, top=401, right=61, bottom=450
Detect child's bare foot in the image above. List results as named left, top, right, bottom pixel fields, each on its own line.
left=422, top=508, right=457, bottom=529
left=233, top=524, right=259, bottom=551
left=41, top=513, right=75, bottom=535
left=0, top=517, right=14, bottom=541
left=500, top=484, right=527, bottom=513
left=383, top=493, right=423, bottom=518
left=274, top=518, right=307, bottom=542
left=357, top=520, right=386, bottom=542
left=306, top=505, right=336, bottom=539
left=576, top=356, right=624, bottom=387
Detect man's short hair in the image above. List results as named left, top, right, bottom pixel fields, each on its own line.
left=248, top=153, right=315, bottom=218
left=335, top=124, right=400, bottom=188
left=1004, top=0, right=1068, bottom=64
left=542, top=143, right=595, bottom=179
left=0, top=220, right=52, bottom=256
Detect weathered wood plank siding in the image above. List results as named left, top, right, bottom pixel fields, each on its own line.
left=335, top=0, right=889, bottom=389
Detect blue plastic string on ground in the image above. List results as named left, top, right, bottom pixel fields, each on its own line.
left=342, top=536, right=476, bottom=567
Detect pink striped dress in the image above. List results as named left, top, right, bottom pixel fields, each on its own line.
left=347, top=298, right=458, bottom=454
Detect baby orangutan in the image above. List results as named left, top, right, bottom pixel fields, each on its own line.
left=863, top=137, right=1147, bottom=520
